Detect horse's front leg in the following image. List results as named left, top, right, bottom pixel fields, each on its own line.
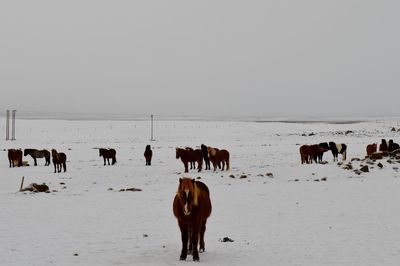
left=34, top=157, right=37, bottom=166
left=191, top=226, right=200, bottom=261
left=179, top=225, right=189, bottom=260
left=53, top=163, right=57, bottom=173
left=103, top=157, right=106, bottom=166
left=184, top=162, right=189, bottom=173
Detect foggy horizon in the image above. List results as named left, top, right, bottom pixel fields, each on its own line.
left=1, top=1, right=399, bottom=118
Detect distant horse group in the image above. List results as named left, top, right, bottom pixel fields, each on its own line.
left=366, top=139, right=399, bottom=156
left=176, top=145, right=230, bottom=173
left=300, top=142, right=347, bottom=164
left=176, top=148, right=203, bottom=173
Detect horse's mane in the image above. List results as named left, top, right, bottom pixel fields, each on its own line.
left=178, top=178, right=200, bottom=206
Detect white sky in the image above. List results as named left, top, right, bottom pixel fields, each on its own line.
left=1, top=1, right=399, bottom=117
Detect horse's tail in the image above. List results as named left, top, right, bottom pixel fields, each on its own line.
left=112, top=156, right=117, bottom=165
left=63, top=162, right=67, bottom=172
left=342, top=144, right=347, bottom=161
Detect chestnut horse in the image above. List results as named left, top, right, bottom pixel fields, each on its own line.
left=99, top=148, right=116, bottom=165
left=366, top=143, right=377, bottom=156
left=173, top=178, right=212, bottom=261
left=299, top=145, right=310, bottom=164
left=8, top=149, right=23, bottom=167
left=144, top=145, right=152, bottom=165
left=176, top=148, right=203, bottom=173
left=207, top=147, right=230, bottom=171
left=51, top=149, right=67, bottom=173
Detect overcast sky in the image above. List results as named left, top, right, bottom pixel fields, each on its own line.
left=1, top=1, right=399, bottom=118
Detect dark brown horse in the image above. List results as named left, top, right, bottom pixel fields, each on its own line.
left=99, top=148, right=116, bottom=165
left=299, top=145, right=310, bottom=164
left=8, top=149, right=23, bottom=167
left=176, top=148, right=203, bottom=173
left=173, top=178, right=212, bottom=261
left=51, top=149, right=67, bottom=173
left=207, top=147, right=230, bottom=171
left=144, top=145, right=152, bottom=165
left=366, top=143, right=377, bottom=156
left=24, top=149, right=51, bottom=166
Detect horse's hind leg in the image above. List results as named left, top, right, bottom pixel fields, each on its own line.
left=34, top=157, right=37, bottom=166
left=199, top=222, right=206, bottom=253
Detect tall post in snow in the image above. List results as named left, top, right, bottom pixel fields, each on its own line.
left=11, top=110, right=16, bottom=141
left=6, top=110, right=10, bottom=140
left=150, top=114, right=155, bottom=141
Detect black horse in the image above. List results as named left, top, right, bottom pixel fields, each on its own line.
left=201, top=144, right=211, bottom=170
left=99, top=148, right=117, bottom=165
left=320, top=142, right=347, bottom=161
left=144, top=145, right=152, bottom=165
left=388, top=140, right=400, bottom=152
left=24, top=149, right=51, bottom=166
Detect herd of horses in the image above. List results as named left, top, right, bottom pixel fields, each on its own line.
left=300, top=142, right=347, bottom=164
left=300, top=138, right=400, bottom=164
left=175, top=145, right=230, bottom=173
left=366, top=139, right=400, bottom=156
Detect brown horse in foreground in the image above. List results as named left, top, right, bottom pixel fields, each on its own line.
left=99, top=148, right=116, bottom=165
left=173, top=178, right=212, bottom=261
left=8, top=149, right=23, bottom=167
left=176, top=148, right=203, bottom=173
left=51, top=149, right=67, bottom=173
left=207, top=147, right=230, bottom=171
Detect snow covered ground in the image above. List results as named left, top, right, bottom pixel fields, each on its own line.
left=1, top=117, right=400, bottom=266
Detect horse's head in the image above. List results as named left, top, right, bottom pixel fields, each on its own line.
left=23, top=149, right=28, bottom=156
left=176, top=148, right=181, bottom=159
left=177, top=178, right=198, bottom=216
left=99, top=149, right=103, bottom=157
left=146, top=145, right=151, bottom=151
left=51, top=149, right=57, bottom=157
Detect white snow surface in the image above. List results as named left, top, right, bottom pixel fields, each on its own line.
left=1, top=118, right=400, bottom=266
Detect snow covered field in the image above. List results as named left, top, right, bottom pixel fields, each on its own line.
left=1, top=117, right=400, bottom=266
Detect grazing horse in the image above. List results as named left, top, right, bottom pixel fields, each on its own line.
left=144, top=145, right=152, bottom=165
left=8, top=149, right=23, bottom=167
left=366, top=143, right=377, bottom=156
left=379, top=139, right=388, bottom=152
left=176, top=148, right=203, bottom=173
left=24, top=149, right=51, bottom=166
left=201, top=144, right=211, bottom=170
left=207, top=147, right=230, bottom=171
left=99, top=148, right=116, bottom=165
left=51, top=149, right=67, bottom=173
left=173, top=178, right=212, bottom=261
left=388, top=140, right=400, bottom=152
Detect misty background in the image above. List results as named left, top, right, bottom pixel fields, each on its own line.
left=1, top=1, right=399, bottom=119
